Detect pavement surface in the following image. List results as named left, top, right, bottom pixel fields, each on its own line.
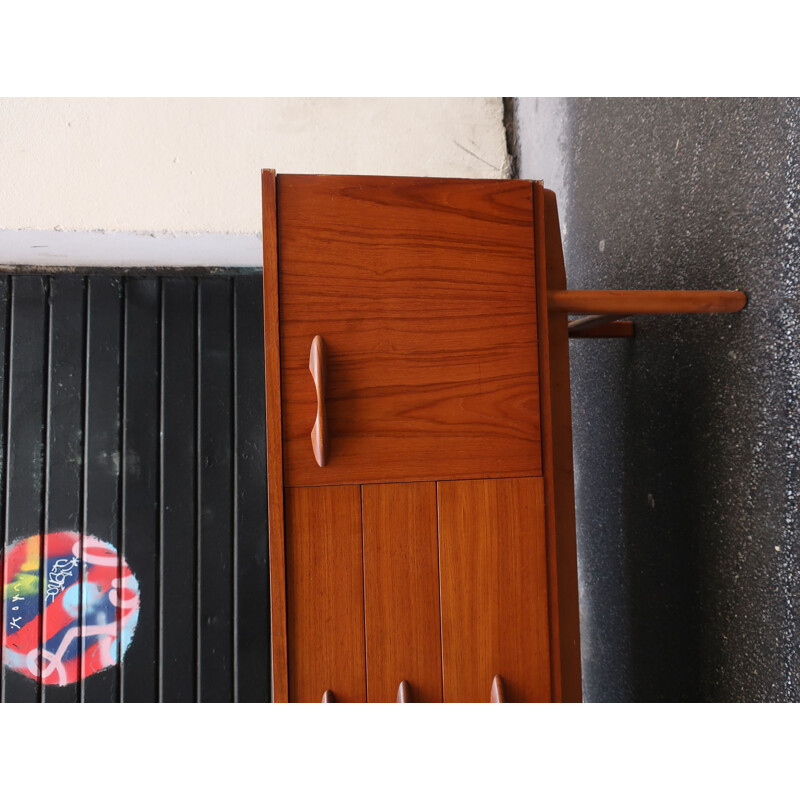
left=514, top=98, right=799, bottom=701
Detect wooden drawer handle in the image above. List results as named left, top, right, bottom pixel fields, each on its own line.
left=396, top=681, right=412, bottom=702
left=309, top=335, right=328, bottom=467
left=322, top=689, right=336, bottom=702
left=490, top=675, right=506, bottom=703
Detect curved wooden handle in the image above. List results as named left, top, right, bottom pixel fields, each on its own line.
left=490, top=674, right=506, bottom=703
left=309, top=335, right=328, bottom=467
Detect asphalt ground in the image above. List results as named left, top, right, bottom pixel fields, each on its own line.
left=515, top=98, right=799, bottom=701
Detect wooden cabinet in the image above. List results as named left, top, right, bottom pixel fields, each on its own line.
left=262, top=171, right=582, bottom=702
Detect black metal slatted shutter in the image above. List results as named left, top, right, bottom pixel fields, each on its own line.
left=0, top=273, right=270, bottom=702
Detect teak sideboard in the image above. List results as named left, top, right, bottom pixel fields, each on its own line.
left=261, top=170, right=746, bottom=703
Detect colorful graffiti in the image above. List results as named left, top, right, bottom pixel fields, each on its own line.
left=2, top=532, right=139, bottom=686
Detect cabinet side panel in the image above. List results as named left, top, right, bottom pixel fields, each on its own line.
left=362, top=482, right=442, bottom=702
left=262, top=169, right=288, bottom=702
left=534, top=185, right=582, bottom=702
left=438, top=477, right=551, bottom=702
left=285, top=485, right=366, bottom=702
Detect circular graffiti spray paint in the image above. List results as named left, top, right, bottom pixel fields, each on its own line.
left=2, top=532, right=139, bottom=686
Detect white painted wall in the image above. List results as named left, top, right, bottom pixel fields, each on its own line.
left=0, top=98, right=510, bottom=267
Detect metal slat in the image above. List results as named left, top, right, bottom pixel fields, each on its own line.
left=2, top=277, right=48, bottom=702
left=160, top=278, right=198, bottom=701
left=42, top=277, right=86, bottom=703
left=81, top=277, right=123, bottom=702
left=198, top=279, right=234, bottom=702
left=234, top=275, right=270, bottom=702
left=0, top=277, right=11, bottom=702
left=120, top=278, right=160, bottom=702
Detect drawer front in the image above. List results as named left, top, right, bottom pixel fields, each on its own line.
left=285, top=485, right=366, bottom=702
left=284, top=477, right=551, bottom=703
left=438, top=477, right=551, bottom=702
left=362, top=482, right=443, bottom=702
left=277, top=175, right=542, bottom=487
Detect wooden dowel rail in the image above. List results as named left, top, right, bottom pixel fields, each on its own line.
left=567, top=314, right=624, bottom=333
left=549, top=289, right=747, bottom=316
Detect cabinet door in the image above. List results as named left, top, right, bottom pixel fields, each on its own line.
left=285, top=485, right=366, bottom=702
left=277, top=175, right=541, bottom=487
left=438, top=477, right=551, bottom=702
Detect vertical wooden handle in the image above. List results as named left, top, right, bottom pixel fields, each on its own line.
left=396, top=681, right=412, bottom=702
left=490, top=675, right=506, bottom=703
left=309, top=335, right=328, bottom=467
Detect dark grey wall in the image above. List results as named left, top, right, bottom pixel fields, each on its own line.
left=515, top=97, right=799, bottom=701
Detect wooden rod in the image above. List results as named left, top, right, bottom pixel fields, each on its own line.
left=549, top=289, right=747, bottom=315
left=567, top=314, right=623, bottom=333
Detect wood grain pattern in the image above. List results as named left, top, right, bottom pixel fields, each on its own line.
left=362, top=482, right=442, bottom=702
left=549, top=289, right=747, bottom=315
left=262, top=170, right=289, bottom=702
left=535, top=184, right=582, bottom=702
left=438, top=477, right=551, bottom=703
left=277, top=175, right=541, bottom=487
left=285, top=485, right=366, bottom=702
